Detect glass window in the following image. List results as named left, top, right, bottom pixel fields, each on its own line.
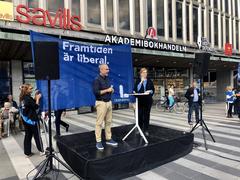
left=193, top=6, right=198, bottom=42
left=186, top=5, right=190, bottom=41
left=135, top=0, right=140, bottom=32
left=157, top=0, right=164, bottom=36
left=87, top=0, right=101, bottom=25
left=72, top=0, right=80, bottom=17
left=202, top=8, right=204, bottom=37
left=214, top=0, right=218, bottom=9
left=226, top=17, right=229, bottom=43
left=209, top=10, right=212, bottom=43
left=236, top=20, right=239, bottom=49
left=235, top=0, right=238, bottom=17
left=23, top=62, right=36, bottom=93
left=225, top=0, right=229, bottom=14
left=28, top=0, right=38, bottom=8
left=107, top=0, right=113, bottom=27
left=119, top=0, right=130, bottom=30
left=147, top=0, right=152, bottom=27
left=47, top=0, right=64, bottom=13
left=214, top=12, right=218, bottom=46
left=168, top=1, right=172, bottom=37
left=176, top=1, right=183, bottom=39
left=0, top=61, right=11, bottom=107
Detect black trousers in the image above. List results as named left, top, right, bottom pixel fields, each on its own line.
left=24, top=122, right=44, bottom=155
left=138, top=102, right=152, bottom=131
left=54, top=110, right=69, bottom=136
left=226, top=102, right=233, bottom=117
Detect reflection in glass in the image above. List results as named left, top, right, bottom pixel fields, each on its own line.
left=119, top=0, right=130, bottom=30
left=47, top=0, right=64, bottom=12
left=72, top=0, right=80, bottom=16
left=107, top=0, right=113, bottom=27
left=168, top=1, right=172, bottom=37
left=148, top=0, right=152, bottom=27
left=186, top=5, right=189, bottom=41
left=214, top=13, right=218, bottom=46
left=87, top=0, right=101, bottom=25
left=226, top=17, right=229, bottom=43
left=236, top=21, right=239, bottom=49
left=0, top=61, right=11, bottom=100
left=157, top=0, right=164, bottom=36
left=193, top=6, right=198, bottom=42
left=135, top=0, right=140, bottom=32
left=28, top=0, right=38, bottom=8
left=176, top=2, right=182, bottom=39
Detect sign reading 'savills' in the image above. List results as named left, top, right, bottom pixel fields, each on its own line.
left=105, top=27, right=187, bottom=52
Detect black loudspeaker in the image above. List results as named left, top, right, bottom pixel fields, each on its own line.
left=193, top=53, right=211, bottom=77
left=34, top=42, right=59, bottom=80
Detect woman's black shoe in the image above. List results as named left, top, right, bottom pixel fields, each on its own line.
left=66, top=125, right=69, bottom=132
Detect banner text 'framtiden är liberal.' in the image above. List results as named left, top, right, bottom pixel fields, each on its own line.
left=62, top=41, right=113, bottom=65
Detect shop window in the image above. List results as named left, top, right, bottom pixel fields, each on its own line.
left=157, top=0, right=164, bottom=36
left=119, top=0, right=130, bottom=30
left=72, top=0, right=80, bottom=17
left=0, top=61, right=11, bottom=107
left=107, top=0, right=113, bottom=27
left=87, top=0, right=101, bottom=25
left=28, top=0, right=38, bottom=8
left=135, top=0, right=140, bottom=32
left=225, top=0, right=229, bottom=14
left=213, top=0, right=218, bottom=9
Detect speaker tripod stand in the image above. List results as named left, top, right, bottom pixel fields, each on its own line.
left=190, top=78, right=215, bottom=150
left=31, top=79, right=81, bottom=179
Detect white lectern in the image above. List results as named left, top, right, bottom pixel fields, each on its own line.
left=122, top=93, right=149, bottom=144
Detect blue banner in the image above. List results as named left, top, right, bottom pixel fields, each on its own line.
left=30, top=31, right=133, bottom=110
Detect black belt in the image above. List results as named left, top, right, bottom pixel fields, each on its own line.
left=96, top=99, right=110, bottom=102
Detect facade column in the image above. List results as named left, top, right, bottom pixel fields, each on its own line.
left=182, top=0, right=187, bottom=43
left=129, top=0, right=135, bottom=35
left=113, top=0, right=119, bottom=33
left=100, top=0, right=107, bottom=32
left=189, top=0, right=193, bottom=44
left=164, top=0, right=169, bottom=41
left=140, top=0, right=147, bottom=37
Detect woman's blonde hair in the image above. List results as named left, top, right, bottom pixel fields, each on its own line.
left=226, top=86, right=232, bottom=91
left=139, top=67, right=148, bottom=74
left=19, top=84, right=32, bottom=102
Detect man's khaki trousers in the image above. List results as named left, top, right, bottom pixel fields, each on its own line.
left=95, top=101, right=112, bottom=142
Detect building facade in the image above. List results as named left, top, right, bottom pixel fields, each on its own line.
left=0, top=0, right=240, bottom=105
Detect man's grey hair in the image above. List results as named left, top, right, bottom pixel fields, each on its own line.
left=98, top=64, right=108, bottom=69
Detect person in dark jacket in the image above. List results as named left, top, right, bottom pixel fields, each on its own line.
left=185, top=81, right=201, bottom=125
left=134, top=68, right=155, bottom=136
left=19, top=84, right=44, bottom=157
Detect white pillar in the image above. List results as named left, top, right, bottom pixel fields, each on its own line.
left=228, top=0, right=232, bottom=44
left=129, top=0, right=135, bottom=35
left=182, top=0, right=187, bottom=43
left=113, top=0, right=119, bottom=33
left=164, top=0, right=169, bottom=41
left=140, top=0, right=147, bottom=37
left=152, top=0, right=157, bottom=32
left=198, top=1, right=202, bottom=38
left=100, top=0, right=107, bottom=32
left=172, top=0, right=177, bottom=41
left=80, top=0, right=87, bottom=28
left=189, top=0, right=193, bottom=44
left=218, top=0, right=222, bottom=49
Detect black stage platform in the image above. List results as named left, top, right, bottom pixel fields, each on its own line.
left=57, top=124, right=194, bottom=180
